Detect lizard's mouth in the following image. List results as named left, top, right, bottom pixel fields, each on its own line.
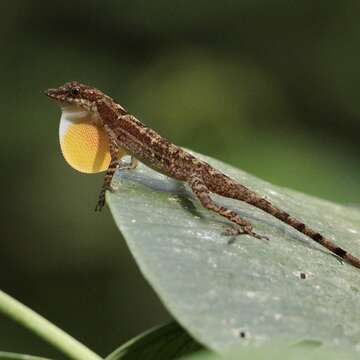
left=45, top=88, right=78, bottom=106
left=45, top=88, right=59, bottom=100
left=45, top=88, right=70, bottom=106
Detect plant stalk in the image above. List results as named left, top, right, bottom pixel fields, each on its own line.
left=0, top=289, right=103, bottom=360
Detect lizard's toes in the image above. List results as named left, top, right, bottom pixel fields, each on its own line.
left=223, top=226, right=270, bottom=243
left=95, top=196, right=106, bottom=212
left=222, top=226, right=242, bottom=237
left=246, top=230, right=270, bottom=242
left=95, top=202, right=104, bottom=212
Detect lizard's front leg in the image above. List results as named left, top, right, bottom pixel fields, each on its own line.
left=95, top=127, right=138, bottom=211
left=95, top=155, right=118, bottom=212
left=189, top=174, right=268, bottom=240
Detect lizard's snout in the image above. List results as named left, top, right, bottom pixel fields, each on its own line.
left=45, top=88, right=57, bottom=99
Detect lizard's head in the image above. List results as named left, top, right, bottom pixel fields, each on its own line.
left=45, top=81, right=104, bottom=112
left=45, top=81, right=113, bottom=174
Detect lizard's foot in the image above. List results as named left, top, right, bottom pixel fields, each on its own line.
left=224, top=225, right=269, bottom=243
left=95, top=199, right=105, bottom=212
left=116, top=157, right=139, bottom=171
left=95, top=185, right=115, bottom=212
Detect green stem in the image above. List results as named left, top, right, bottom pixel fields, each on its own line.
left=0, top=289, right=103, bottom=360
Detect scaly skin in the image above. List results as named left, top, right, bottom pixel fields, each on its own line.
left=46, top=81, right=360, bottom=269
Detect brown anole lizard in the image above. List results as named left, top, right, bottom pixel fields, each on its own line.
left=45, top=81, right=360, bottom=269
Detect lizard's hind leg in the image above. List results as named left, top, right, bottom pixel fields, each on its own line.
left=189, top=175, right=268, bottom=240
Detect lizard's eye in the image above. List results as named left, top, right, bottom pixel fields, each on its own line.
left=70, top=88, right=80, bottom=96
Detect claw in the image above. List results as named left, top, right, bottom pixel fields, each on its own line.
left=223, top=226, right=269, bottom=242
left=95, top=200, right=105, bottom=212
left=249, top=232, right=269, bottom=241
left=222, top=227, right=243, bottom=237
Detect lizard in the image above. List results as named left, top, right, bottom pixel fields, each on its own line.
left=45, top=81, right=360, bottom=269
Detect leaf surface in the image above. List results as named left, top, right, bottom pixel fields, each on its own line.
left=108, top=151, right=360, bottom=352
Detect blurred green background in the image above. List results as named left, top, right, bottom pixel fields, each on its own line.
left=1, top=1, right=360, bottom=358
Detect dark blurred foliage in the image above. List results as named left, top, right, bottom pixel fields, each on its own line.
left=1, top=0, right=360, bottom=358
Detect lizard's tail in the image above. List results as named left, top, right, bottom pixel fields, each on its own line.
left=207, top=172, right=360, bottom=269
left=247, top=195, right=360, bottom=269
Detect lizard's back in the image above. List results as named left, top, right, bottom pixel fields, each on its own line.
left=115, top=113, right=205, bottom=181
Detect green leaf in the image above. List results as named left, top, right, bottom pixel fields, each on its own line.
left=0, top=352, right=52, bottom=360
left=106, top=321, right=203, bottom=359
left=183, top=344, right=358, bottom=360
left=107, top=150, right=360, bottom=353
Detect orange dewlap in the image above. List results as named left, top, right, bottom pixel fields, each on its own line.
left=60, top=122, right=113, bottom=173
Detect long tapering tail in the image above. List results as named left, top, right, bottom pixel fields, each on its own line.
left=205, top=167, right=360, bottom=269
left=246, top=192, right=360, bottom=269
